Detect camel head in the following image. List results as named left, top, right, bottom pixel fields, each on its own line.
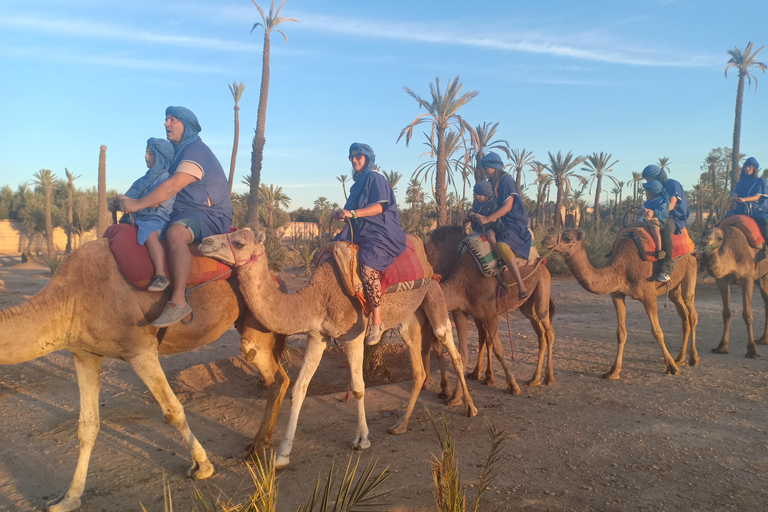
left=542, top=229, right=584, bottom=253
left=199, top=228, right=266, bottom=267
left=700, top=227, right=724, bottom=256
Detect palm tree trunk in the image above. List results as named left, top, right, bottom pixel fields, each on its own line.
left=731, top=73, right=746, bottom=191
left=555, top=184, right=564, bottom=229
left=594, top=178, right=602, bottom=231
left=44, top=187, right=54, bottom=260
left=248, top=31, right=271, bottom=230
left=268, top=204, right=274, bottom=232
left=435, top=126, right=448, bottom=227
left=515, top=166, right=522, bottom=189
left=66, top=177, right=73, bottom=253
left=228, top=103, right=240, bottom=193
left=97, top=145, right=109, bottom=236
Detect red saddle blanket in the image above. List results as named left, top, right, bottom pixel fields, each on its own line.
left=380, top=236, right=434, bottom=292
left=718, top=215, right=766, bottom=248
left=626, top=226, right=695, bottom=261
left=103, top=224, right=232, bottom=290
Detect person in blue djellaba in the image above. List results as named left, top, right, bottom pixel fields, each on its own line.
left=637, top=180, right=669, bottom=258
left=121, top=137, right=176, bottom=292
left=331, top=143, right=407, bottom=346
left=642, top=164, right=689, bottom=283
left=725, top=157, right=768, bottom=238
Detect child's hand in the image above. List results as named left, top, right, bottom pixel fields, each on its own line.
left=643, top=209, right=653, bottom=220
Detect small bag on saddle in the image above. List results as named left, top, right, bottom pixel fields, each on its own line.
left=718, top=215, right=766, bottom=249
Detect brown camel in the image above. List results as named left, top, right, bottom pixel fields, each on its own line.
left=199, top=229, right=477, bottom=469
left=423, top=226, right=556, bottom=398
left=542, top=230, right=699, bottom=379
left=700, top=226, right=768, bottom=357
left=0, top=239, right=286, bottom=512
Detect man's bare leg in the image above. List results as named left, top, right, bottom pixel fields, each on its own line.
left=166, top=224, right=193, bottom=307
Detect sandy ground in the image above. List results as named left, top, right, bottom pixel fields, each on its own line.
left=0, top=258, right=767, bottom=512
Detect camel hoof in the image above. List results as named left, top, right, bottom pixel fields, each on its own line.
left=275, top=455, right=290, bottom=469
left=666, top=364, right=681, bottom=375
left=745, top=352, right=760, bottom=359
left=437, top=389, right=450, bottom=400
left=712, top=348, right=728, bottom=354
left=689, top=357, right=700, bottom=367
left=46, top=495, right=80, bottom=512
left=465, top=404, right=478, bottom=418
left=601, top=371, right=621, bottom=380
left=526, top=378, right=542, bottom=387
left=483, top=377, right=495, bottom=386
left=446, top=395, right=463, bottom=407
left=388, top=422, right=408, bottom=435
left=189, top=459, right=214, bottom=480
left=466, top=372, right=479, bottom=380
left=757, top=338, right=767, bottom=345
left=353, top=436, right=371, bottom=451
left=506, top=383, right=522, bottom=395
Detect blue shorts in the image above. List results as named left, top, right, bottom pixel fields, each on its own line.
left=170, top=218, right=202, bottom=243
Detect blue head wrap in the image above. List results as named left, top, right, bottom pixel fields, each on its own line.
left=165, top=106, right=202, bottom=169
left=642, top=164, right=668, bottom=185
left=473, top=181, right=493, bottom=197
left=744, top=157, right=760, bottom=171
left=146, top=137, right=174, bottom=176
left=349, top=142, right=376, bottom=177
left=734, top=156, right=764, bottom=198
left=480, top=152, right=504, bottom=170
left=642, top=180, right=669, bottom=224
left=642, top=180, right=665, bottom=196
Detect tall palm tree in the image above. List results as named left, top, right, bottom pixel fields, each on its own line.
left=97, top=145, right=109, bottom=236
left=337, top=174, right=349, bottom=201
left=258, top=183, right=290, bottom=232
left=692, top=181, right=712, bottom=227
left=397, top=76, right=478, bottom=226
left=510, top=148, right=535, bottom=190
left=703, top=149, right=723, bottom=195
left=247, top=0, right=298, bottom=230
left=412, top=130, right=469, bottom=201
left=726, top=41, right=766, bottom=189
left=468, top=122, right=511, bottom=183
left=546, top=151, right=587, bottom=229
left=64, top=168, right=81, bottom=253
left=530, top=161, right=550, bottom=228
left=32, top=169, right=57, bottom=261
left=383, top=170, right=402, bottom=192
left=658, top=157, right=671, bottom=174
left=631, top=171, right=643, bottom=205
left=581, top=152, right=618, bottom=231
left=228, top=81, right=246, bottom=193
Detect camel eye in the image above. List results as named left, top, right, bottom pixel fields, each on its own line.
left=233, top=241, right=245, bottom=249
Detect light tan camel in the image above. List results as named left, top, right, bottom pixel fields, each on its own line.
left=700, top=226, right=768, bottom=357
left=199, top=229, right=477, bottom=469
left=0, top=239, right=285, bottom=512
left=423, top=226, right=556, bottom=398
left=542, top=230, right=699, bottom=379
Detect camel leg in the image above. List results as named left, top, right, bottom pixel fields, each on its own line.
left=420, top=313, right=451, bottom=398
left=479, top=318, right=496, bottom=385
left=246, top=333, right=289, bottom=456
left=128, top=351, right=214, bottom=480
left=422, top=283, right=477, bottom=418
left=668, top=285, right=691, bottom=366
left=520, top=299, right=547, bottom=386
left=712, top=278, right=732, bottom=354
left=46, top=352, right=102, bottom=512
left=640, top=297, right=680, bottom=375
left=603, top=293, right=628, bottom=380
left=740, top=277, right=760, bottom=358
left=388, top=314, right=427, bottom=435
left=681, top=267, right=699, bottom=367
left=346, top=334, right=370, bottom=451
left=485, top=317, right=521, bottom=394
left=541, top=300, right=557, bottom=385
left=419, top=313, right=435, bottom=389
left=758, top=274, right=768, bottom=345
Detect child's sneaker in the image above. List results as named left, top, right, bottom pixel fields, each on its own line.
left=656, top=272, right=670, bottom=283
left=148, top=275, right=170, bottom=292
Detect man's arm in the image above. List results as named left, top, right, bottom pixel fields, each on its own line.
left=668, top=196, right=678, bottom=211
left=120, top=173, right=196, bottom=213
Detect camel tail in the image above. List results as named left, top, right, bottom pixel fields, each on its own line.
left=548, top=299, right=556, bottom=321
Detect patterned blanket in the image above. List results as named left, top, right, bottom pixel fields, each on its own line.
left=456, top=234, right=538, bottom=277
left=624, top=226, right=695, bottom=262
left=103, top=224, right=232, bottom=290
left=718, top=215, right=766, bottom=248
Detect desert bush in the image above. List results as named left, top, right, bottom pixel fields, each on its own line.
left=263, top=230, right=288, bottom=271
left=43, top=253, right=65, bottom=276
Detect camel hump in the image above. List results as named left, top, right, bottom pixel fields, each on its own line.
left=719, top=215, right=766, bottom=249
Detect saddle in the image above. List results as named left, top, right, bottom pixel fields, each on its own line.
left=103, top=224, right=232, bottom=290
left=718, top=215, right=766, bottom=249
left=622, top=226, right=695, bottom=262
left=456, top=233, right=538, bottom=278
left=313, top=235, right=434, bottom=309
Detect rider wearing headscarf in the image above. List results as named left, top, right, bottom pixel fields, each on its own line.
left=726, top=157, right=768, bottom=236
left=641, top=180, right=670, bottom=225
left=642, top=164, right=689, bottom=282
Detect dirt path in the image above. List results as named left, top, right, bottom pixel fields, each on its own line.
left=0, top=262, right=767, bottom=511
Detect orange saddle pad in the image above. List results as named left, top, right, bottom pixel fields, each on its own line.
left=718, top=215, right=766, bottom=248
left=626, top=226, right=695, bottom=262
left=103, top=224, right=233, bottom=290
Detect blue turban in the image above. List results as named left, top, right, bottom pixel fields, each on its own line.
left=642, top=180, right=665, bottom=196
left=480, top=152, right=504, bottom=170
left=147, top=137, right=174, bottom=170
left=744, top=157, right=760, bottom=171
left=473, top=180, right=493, bottom=197
left=165, top=106, right=202, bottom=169
left=349, top=142, right=376, bottom=175
left=642, top=164, right=661, bottom=179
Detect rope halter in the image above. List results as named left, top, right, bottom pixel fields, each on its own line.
left=226, top=232, right=265, bottom=268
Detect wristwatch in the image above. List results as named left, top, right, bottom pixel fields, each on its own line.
left=351, top=210, right=358, bottom=219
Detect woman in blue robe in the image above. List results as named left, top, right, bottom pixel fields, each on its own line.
left=474, top=152, right=531, bottom=300
left=726, top=157, right=768, bottom=237
left=332, top=143, right=406, bottom=345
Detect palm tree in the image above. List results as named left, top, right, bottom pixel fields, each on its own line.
left=631, top=171, right=643, bottom=205
left=32, top=169, right=57, bottom=261
left=397, top=76, right=478, bottom=226
left=412, top=130, right=469, bottom=201
left=581, top=152, right=618, bottom=231
left=726, top=42, right=766, bottom=189
left=97, top=145, right=109, bottom=236
left=658, top=157, right=671, bottom=174
left=703, top=149, right=723, bottom=195
left=228, top=81, right=246, bottom=193
left=467, top=122, right=511, bottom=183
left=530, top=161, right=550, bottom=228
left=64, top=168, right=81, bottom=253
left=258, top=183, right=290, bottom=232
left=337, top=174, right=349, bottom=201
left=247, top=0, right=298, bottom=230
left=383, top=170, right=402, bottom=192
left=692, top=181, right=712, bottom=227
left=546, top=151, right=587, bottom=229
left=509, top=149, right=535, bottom=190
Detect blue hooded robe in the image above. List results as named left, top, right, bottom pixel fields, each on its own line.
left=726, top=157, right=768, bottom=220
left=642, top=164, right=689, bottom=233
left=642, top=180, right=670, bottom=225
left=334, top=143, right=406, bottom=271
left=481, top=152, right=531, bottom=259
left=124, top=137, right=176, bottom=244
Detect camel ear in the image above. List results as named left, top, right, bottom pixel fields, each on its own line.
left=257, top=230, right=267, bottom=245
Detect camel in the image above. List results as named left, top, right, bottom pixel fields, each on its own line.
left=199, top=229, right=478, bottom=469
left=541, top=229, right=699, bottom=379
left=423, top=226, right=556, bottom=398
left=0, top=238, right=286, bottom=512
left=700, top=226, right=768, bottom=357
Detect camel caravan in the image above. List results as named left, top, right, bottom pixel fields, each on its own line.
left=4, top=138, right=768, bottom=512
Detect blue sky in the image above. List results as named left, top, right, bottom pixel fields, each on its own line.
left=1, top=0, right=767, bottom=209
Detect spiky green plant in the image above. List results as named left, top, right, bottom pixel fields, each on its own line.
left=43, top=253, right=65, bottom=276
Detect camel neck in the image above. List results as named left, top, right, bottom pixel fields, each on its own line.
left=563, top=243, right=623, bottom=296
